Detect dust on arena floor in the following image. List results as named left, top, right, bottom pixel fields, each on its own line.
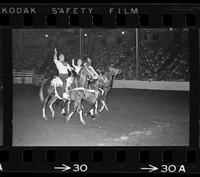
left=12, top=85, right=189, bottom=146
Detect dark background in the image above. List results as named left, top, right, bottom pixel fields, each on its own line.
left=12, top=28, right=189, bottom=81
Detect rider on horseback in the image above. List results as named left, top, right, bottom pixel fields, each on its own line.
left=53, top=48, right=73, bottom=96
left=85, top=57, right=99, bottom=80
left=72, top=58, right=83, bottom=74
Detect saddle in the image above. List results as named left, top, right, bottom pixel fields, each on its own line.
left=51, top=76, right=63, bottom=87
left=51, top=76, right=73, bottom=100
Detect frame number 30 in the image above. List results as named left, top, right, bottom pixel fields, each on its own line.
left=73, top=164, right=88, bottom=172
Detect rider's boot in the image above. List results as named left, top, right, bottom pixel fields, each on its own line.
left=63, top=81, right=69, bottom=99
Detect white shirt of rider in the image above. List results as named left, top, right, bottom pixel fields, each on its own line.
left=74, top=65, right=82, bottom=74
left=54, top=59, right=68, bottom=74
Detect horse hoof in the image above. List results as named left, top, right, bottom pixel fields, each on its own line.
left=82, top=121, right=86, bottom=125
left=43, top=117, right=48, bottom=120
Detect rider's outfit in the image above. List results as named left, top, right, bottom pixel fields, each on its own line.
left=53, top=56, right=72, bottom=94
left=72, top=64, right=82, bottom=75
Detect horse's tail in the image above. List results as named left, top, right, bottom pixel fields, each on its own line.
left=39, top=79, right=48, bottom=103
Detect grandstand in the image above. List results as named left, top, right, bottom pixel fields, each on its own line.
left=12, top=28, right=189, bottom=91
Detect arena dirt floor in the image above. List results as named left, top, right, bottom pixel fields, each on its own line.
left=12, top=85, right=190, bottom=146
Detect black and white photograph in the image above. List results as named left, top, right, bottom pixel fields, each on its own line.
left=0, top=30, right=3, bottom=145
left=12, top=28, right=190, bottom=146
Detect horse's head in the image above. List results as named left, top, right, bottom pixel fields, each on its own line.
left=82, top=61, right=99, bottom=80
left=108, top=66, right=122, bottom=76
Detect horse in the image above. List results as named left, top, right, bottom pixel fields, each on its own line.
left=61, top=62, right=100, bottom=118
left=65, top=87, right=100, bottom=124
left=39, top=61, right=99, bottom=124
left=88, top=66, right=121, bottom=114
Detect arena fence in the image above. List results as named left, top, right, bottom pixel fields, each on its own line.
left=112, top=80, right=189, bottom=91
left=13, top=70, right=45, bottom=86
left=13, top=70, right=189, bottom=91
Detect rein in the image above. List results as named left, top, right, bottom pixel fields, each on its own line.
left=75, top=64, right=96, bottom=79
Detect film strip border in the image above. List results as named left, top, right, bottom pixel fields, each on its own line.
left=0, top=4, right=199, bottom=27
left=0, top=4, right=200, bottom=173
left=0, top=148, right=199, bottom=172
left=0, top=13, right=198, bottom=27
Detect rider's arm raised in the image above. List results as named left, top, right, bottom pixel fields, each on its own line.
left=53, top=48, right=59, bottom=66
left=66, top=62, right=72, bottom=72
left=72, top=59, right=75, bottom=68
left=53, top=48, right=57, bottom=60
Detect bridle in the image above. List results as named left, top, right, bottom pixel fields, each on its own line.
left=84, top=64, right=99, bottom=80
left=75, top=64, right=99, bottom=81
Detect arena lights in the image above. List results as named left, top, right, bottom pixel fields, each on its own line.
left=121, top=31, right=125, bottom=35
left=45, top=34, right=48, bottom=38
left=84, top=33, right=87, bottom=37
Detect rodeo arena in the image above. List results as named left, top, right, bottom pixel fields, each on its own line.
left=12, top=28, right=190, bottom=146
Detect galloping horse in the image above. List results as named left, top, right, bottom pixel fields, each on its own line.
left=39, top=61, right=99, bottom=124
left=89, top=66, right=121, bottom=114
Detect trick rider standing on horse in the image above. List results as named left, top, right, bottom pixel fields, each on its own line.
left=72, top=58, right=83, bottom=74
left=53, top=48, right=73, bottom=97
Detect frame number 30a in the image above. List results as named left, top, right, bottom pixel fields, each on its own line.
left=73, top=164, right=88, bottom=172
left=161, top=165, right=186, bottom=173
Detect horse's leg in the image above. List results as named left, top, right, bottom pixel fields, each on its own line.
left=78, top=109, right=86, bottom=125
left=69, top=96, right=86, bottom=125
left=42, top=94, right=51, bottom=120
left=85, top=105, right=96, bottom=119
left=77, top=99, right=86, bottom=124
left=66, top=101, right=76, bottom=123
left=49, top=96, right=57, bottom=119
left=61, top=99, right=67, bottom=116
left=94, top=100, right=98, bottom=115
left=104, top=92, right=109, bottom=111
left=104, top=102, right=109, bottom=111
left=99, top=99, right=105, bottom=112
left=87, top=102, right=96, bottom=120
left=67, top=100, right=71, bottom=114
left=99, top=90, right=109, bottom=112
left=66, top=111, right=74, bottom=123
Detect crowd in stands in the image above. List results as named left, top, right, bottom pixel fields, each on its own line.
left=139, top=39, right=189, bottom=81
left=88, top=39, right=136, bottom=80
left=13, top=31, right=189, bottom=82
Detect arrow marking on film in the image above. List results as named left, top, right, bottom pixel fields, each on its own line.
left=54, top=164, right=71, bottom=172
left=140, top=164, right=158, bottom=172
